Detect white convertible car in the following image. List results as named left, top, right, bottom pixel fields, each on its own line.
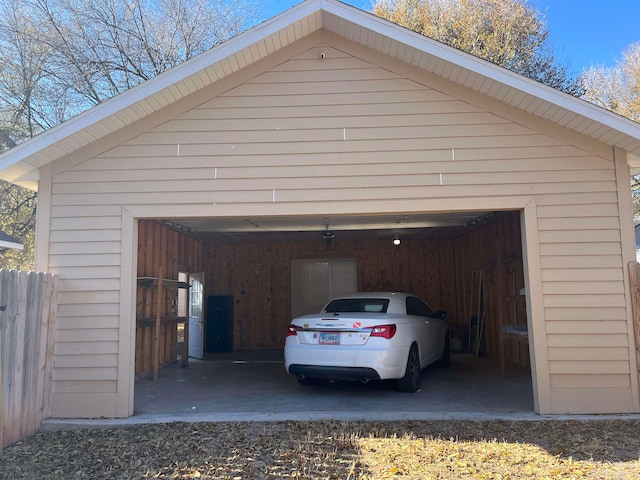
left=284, top=292, right=449, bottom=392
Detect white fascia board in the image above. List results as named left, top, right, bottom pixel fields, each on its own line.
left=0, top=240, right=24, bottom=250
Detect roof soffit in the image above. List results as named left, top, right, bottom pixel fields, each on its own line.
left=1, top=0, right=640, bottom=190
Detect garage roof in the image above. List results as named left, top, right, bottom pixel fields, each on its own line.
left=0, top=229, right=23, bottom=250
left=2, top=0, right=640, bottom=190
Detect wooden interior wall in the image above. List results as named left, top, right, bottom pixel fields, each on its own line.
left=453, top=211, right=528, bottom=367
left=136, top=220, right=202, bottom=375
left=134, top=212, right=527, bottom=371
left=202, top=211, right=527, bottom=369
left=203, top=239, right=458, bottom=350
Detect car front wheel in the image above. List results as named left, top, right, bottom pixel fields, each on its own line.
left=396, top=344, right=421, bottom=392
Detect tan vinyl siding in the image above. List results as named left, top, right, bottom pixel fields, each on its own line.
left=537, top=188, right=632, bottom=409
left=48, top=199, right=123, bottom=417
left=46, top=38, right=635, bottom=415
left=550, top=374, right=630, bottom=388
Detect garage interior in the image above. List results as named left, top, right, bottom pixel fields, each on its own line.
left=134, top=209, right=532, bottom=411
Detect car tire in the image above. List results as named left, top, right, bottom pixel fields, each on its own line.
left=397, top=344, right=421, bottom=392
left=297, top=376, right=320, bottom=386
left=436, top=333, right=451, bottom=367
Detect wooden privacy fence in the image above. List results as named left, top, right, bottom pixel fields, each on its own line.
left=0, top=269, right=59, bottom=451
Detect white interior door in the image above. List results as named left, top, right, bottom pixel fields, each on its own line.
left=291, top=259, right=357, bottom=317
left=188, top=272, right=204, bottom=359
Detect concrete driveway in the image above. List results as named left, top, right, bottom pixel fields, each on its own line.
left=132, top=350, right=535, bottom=421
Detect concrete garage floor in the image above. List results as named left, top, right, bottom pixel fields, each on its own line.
left=132, top=350, right=535, bottom=422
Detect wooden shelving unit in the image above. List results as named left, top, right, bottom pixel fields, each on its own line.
left=136, top=277, right=189, bottom=290
left=498, top=292, right=528, bottom=378
left=137, top=270, right=190, bottom=380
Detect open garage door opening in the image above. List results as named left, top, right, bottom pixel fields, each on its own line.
left=133, top=210, right=535, bottom=415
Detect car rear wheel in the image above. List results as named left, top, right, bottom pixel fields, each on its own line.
left=397, top=344, right=421, bottom=392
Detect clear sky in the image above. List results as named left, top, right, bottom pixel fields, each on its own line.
left=259, top=0, right=640, bottom=74
left=530, top=0, right=640, bottom=72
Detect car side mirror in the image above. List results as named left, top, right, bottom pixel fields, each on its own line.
left=436, top=310, right=447, bottom=319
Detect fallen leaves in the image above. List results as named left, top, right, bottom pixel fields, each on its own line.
left=0, top=420, right=638, bottom=479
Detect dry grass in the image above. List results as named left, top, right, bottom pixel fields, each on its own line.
left=1, top=419, right=639, bottom=479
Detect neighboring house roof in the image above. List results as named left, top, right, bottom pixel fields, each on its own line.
left=1, top=0, right=640, bottom=190
left=0, top=229, right=24, bottom=250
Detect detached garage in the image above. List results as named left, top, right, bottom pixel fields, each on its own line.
left=1, top=0, right=640, bottom=418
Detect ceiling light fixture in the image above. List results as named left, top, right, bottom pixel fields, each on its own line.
left=393, top=234, right=401, bottom=246
left=322, top=217, right=335, bottom=243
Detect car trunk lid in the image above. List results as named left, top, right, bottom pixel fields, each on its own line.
left=292, top=314, right=390, bottom=346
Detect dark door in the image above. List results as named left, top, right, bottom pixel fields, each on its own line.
left=205, top=295, right=234, bottom=353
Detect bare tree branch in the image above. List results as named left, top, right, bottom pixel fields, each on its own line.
left=0, top=0, right=259, bottom=269
left=373, top=0, right=582, bottom=95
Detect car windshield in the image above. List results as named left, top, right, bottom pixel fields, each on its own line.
left=323, top=298, right=389, bottom=313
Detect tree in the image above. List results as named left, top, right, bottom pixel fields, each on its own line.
left=0, top=0, right=44, bottom=269
left=0, top=0, right=57, bottom=147
left=0, top=0, right=257, bottom=269
left=582, top=43, right=640, bottom=122
left=582, top=43, right=640, bottom=215
left=1, top=0, right=258, bottom=113
left=372, top=0, right=582, bottom=95
left=0, top=180, right=37, bottom=270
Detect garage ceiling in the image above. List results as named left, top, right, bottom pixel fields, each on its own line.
left=160, top=210, right=499, bottom=243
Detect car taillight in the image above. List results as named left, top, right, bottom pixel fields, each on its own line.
left=287, top=324, right=301, bottom=337
left=369, top=324, right=397, bottom=339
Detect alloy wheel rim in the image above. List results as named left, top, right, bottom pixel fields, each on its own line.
left=410, top=349, right=420, bottom=389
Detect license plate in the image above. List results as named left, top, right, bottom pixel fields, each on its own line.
left=319, top=332, right=340, bottom=345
